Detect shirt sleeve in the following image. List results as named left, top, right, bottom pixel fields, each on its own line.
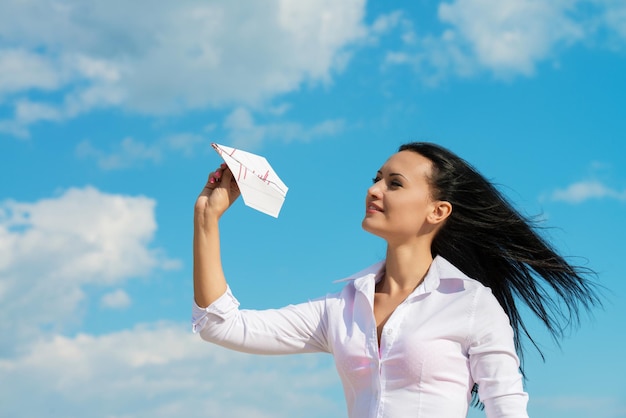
left=468, top=287, right=529, bottom=418
left=192, top=286, right=330, bottom=355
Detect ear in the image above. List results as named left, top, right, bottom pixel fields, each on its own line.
left=427, top=201, right=452, bottom=225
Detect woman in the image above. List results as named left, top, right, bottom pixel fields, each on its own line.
left=192, top=142, right=600, bottom=417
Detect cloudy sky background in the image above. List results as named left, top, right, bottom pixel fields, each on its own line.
left=1, top=1, right=625, bottom=417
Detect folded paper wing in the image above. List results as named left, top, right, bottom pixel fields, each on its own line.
left=212, top=143, right=288, bottom=218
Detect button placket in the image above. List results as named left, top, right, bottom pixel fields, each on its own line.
left=380, top=302, right=404, bottom=360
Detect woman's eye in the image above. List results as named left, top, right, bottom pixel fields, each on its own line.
left=390, top=180, right=402, bottom=188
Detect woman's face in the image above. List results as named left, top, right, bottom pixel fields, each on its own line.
left=362, top=150, right=442, bottom=244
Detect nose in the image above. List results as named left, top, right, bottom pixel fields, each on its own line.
left=368, top=180, right=383, bottom=199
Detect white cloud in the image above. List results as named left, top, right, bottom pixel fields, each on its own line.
left=370, top=10, right=417, bottom=47
left=164, top=133, right=207, bottom=158
left=101, top=289, right=132, bottom=309
left=0, top=51, right=125, bottom=133
left=0, top=49, right=63, bottom=97
left=551, top=180, right=626, bottom=203
left=76, top=137, right=163, bottom=170
left=0, top=323, right=344, bottom=418
left=382, top=0, right=626, bottom=82
left=0, top=0, right=367, bottom=134
left=438, top=0, right=584, bottom=76
left=602, top=0, right=626, bottom=40
left=14, top=99, right=64, bottom=124
left=383, top=32, right=478, bottom=86
left=0, top=184, right=343, bottom=417
left=0, top=187, right=179, bottom=353
left=267, top=103, right=293, bottom=116
left=76, top=132, right=209, bottom=170
left=0, top=119, right=29, bottom=138
left=371, top=11, right=405, bottom=35
left=224, top=107, right=345, bottom=149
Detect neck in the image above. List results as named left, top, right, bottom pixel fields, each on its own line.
left=381, top=242, right=434, bottom=294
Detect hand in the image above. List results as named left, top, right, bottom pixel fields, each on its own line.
left=195, top=163, right=241, bottom=221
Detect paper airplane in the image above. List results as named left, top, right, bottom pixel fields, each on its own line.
left=211, top=143, right=288, bottom=218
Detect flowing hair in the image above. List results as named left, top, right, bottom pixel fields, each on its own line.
left=398, top=142, right=602, bottom=404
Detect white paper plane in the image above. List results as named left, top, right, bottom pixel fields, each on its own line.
left=211, top=143, right=288, bottom=218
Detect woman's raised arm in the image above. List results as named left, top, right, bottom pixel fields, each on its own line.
left=193, top=164, right=240, bottom=308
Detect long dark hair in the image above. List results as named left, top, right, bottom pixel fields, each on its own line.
left=399, top=142, right=601, bottom=401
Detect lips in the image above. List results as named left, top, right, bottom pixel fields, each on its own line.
left=366, top=203, right=383, bottom=212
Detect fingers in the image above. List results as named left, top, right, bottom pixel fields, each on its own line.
left=197, top=162, right=241, bottom=215
left=209, top=163, right=228, bottom=185
left=219, top=164, right=241, bottom=196
left=204, top=163, right=240, bottom=197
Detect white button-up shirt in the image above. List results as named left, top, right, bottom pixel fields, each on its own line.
left=193, top=256, right=529, bottom=417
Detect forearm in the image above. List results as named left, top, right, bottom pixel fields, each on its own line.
left=193, top=211, right=227, bottom=308
left=193, top=289, right=330, bottom=354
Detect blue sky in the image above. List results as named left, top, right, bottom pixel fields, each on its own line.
left=1, top=1, right=625, bottom=417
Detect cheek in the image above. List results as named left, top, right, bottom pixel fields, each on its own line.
left=391, top=196, right=430, bottom=219
left=391, top=201, right=434, bottom=232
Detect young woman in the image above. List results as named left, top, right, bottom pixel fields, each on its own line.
left=192, top=142, right=600, bottom=418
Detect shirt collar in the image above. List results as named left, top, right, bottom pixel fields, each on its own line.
left=337, top=255, right=469, bottom=298
left=333, top=260, right=384, bottom=298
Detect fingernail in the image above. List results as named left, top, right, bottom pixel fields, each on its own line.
left=214, top=171, right=221, bottom=178
left=209, top=177, right=214, bottom=184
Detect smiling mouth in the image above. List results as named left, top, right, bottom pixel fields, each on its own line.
left=366, top=204, right=383, bottom=213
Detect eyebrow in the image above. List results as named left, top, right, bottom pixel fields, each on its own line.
left=376, top=170, right=408, bottom=180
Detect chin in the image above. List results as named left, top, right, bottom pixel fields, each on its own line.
left=361, top=218, right=384, bottom=238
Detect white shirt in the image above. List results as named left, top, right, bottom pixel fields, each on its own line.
left=192, top=256, right=529, bottom=418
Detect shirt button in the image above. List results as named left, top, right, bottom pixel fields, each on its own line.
left=386, top=328, right=393, bottom=335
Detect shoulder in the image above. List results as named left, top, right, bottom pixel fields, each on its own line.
left=430, top=256, right=488, bottom=295
left=334, top=260, right=385, bottom=283
left=334, top=260, right=384, bottom=288
left=430, top=257, right=508, bottom=321
left=319, top=261, right=385, bottom=304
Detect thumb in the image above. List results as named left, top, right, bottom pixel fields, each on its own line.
left=220, top=166, right=241, bottom=199
left=221, top=165, right=235, bottom=187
